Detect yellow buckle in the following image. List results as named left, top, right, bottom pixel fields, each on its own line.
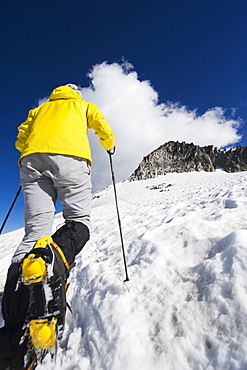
left=22, top=236, right=53, bottom=284
left=34, top=236, right=53, bottom=249
left=22, top=255, right=46, bottom=285
left=29, top=317, right=57, bottom=349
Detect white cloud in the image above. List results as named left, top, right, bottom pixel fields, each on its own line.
left=81, top=62, right=242, bottom=191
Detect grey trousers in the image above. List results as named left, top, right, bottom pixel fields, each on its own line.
left=12, top=153, right=92, bottom=263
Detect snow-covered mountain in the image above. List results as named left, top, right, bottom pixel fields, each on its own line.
left=1, top=170, right=247, bottom=369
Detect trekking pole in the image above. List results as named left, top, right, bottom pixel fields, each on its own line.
left=0, top=185, right=22, bottom=235
left=108, top=150, right=129, bottom=282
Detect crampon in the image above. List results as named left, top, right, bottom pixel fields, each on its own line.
left=21, top=236, right=70, bottom=369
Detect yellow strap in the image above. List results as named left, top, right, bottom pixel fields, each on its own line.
left=51, top=241, right=70, bottom=270
left=26, top=360, right=35, bottom=370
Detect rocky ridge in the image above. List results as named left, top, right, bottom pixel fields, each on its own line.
left=129, top=141, right=247, bottom=181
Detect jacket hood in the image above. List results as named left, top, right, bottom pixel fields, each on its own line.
left=49, top=85, right=82, bottom=101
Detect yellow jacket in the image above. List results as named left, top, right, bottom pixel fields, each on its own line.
left=15, top=85, right=114, bottom=165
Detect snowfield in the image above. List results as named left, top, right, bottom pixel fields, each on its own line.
left=1, top=170, right=247, bottom=370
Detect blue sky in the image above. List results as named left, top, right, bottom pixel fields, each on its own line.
left=1, top=0, right=246, bottom=233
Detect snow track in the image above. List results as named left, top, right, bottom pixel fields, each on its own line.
left=1, top=170, right=247, bottom=369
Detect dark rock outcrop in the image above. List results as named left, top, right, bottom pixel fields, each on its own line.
left=129, top=141, right=247, bottom=181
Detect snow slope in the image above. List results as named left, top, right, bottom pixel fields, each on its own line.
left=1, top=170, right=247, bottom=370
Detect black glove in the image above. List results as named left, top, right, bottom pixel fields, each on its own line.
left=107, top=146, right=116, bottom=155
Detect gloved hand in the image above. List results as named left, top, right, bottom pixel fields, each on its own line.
left=107, top=146, right=116, bottom=155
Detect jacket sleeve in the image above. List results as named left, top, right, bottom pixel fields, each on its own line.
left=87, top=103, right=114, bottom=151
left=15, top=109, right=35, bottom=152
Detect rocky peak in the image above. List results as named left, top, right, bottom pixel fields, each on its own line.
left=129, top=141, right=247, bottom=181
